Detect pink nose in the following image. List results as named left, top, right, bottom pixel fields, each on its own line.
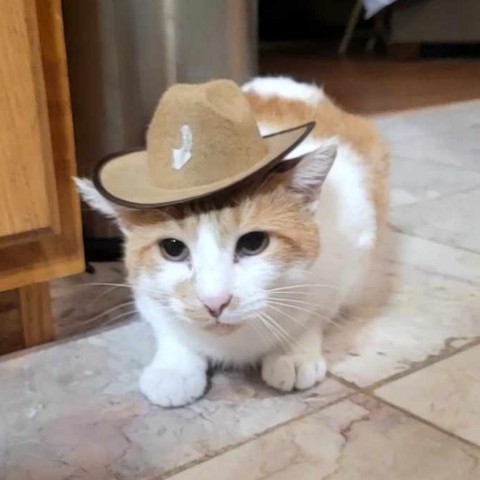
left=200, top=294, right=232, bottom=318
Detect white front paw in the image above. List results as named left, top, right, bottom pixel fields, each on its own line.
left=140, top=366, right=207, bottom=407
left=261, top=353, right=327, bottom=392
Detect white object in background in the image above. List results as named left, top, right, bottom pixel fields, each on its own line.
left=363, top=0, right=398, bottom=19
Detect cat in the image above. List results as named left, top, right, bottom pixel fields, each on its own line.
left=76, top=76, right=389, bottom=407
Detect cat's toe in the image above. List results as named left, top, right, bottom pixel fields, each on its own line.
left=295, top=356, right=327, bottom=390
left=262, top=355, right=296, bottom=392
left=262, top=354, right=327, bottom=392
left=140, top=367, right=207, bottom=407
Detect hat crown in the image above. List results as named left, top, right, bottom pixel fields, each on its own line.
left=146, top=80, right=267, bottom=189
left=94, top=78, right=315, bottom=208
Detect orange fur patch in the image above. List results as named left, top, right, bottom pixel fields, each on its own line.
left=123, top=176, right=320, bottom=300
left=245, top=92, right=389, bottom=230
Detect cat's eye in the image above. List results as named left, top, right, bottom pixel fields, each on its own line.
left=159, top=238, right=189, bottom=261
left=236, top=231, right=269, bottom=257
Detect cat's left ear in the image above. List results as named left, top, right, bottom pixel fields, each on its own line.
left=281, top=143, right=337, bottom=203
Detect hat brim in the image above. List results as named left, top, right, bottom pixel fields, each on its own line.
left=92, top=122, right=315, bottom=208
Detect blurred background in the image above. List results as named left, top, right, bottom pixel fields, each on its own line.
left=61, top=0, right=480, bottom=260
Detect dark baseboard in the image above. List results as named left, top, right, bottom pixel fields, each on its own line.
left=84, top=237, right=123, bottom=263
left=421, top=43, right=480, bottom=59
left=390, top=42, right=480, bottom=60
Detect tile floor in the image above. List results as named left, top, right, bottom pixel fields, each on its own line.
left=1, top=100, right=480, bottom=479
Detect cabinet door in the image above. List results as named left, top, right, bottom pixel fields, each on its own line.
left=0, top=0, right=84, bottom=291
left=0, top=0, right=59, bottom=246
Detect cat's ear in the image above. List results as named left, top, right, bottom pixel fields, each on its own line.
left=74, top=177, right=131, bottom=235
left=282, top=142, right=337, bottom=203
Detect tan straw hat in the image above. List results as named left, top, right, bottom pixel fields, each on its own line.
left=93, top=79, right=315, bottom=208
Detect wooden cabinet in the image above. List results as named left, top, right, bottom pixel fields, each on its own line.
left=0, top=0, right=84, bottom=353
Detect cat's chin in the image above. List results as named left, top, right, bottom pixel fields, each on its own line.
left=202, top=322, right=243, bottom=336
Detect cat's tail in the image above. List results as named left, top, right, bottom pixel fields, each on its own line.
left=242, top=76, right=325, bottom=107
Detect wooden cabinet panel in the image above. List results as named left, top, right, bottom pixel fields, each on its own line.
left=0, top=0, right=84, bottom=292
left=0, top=0, right=59, bottom=246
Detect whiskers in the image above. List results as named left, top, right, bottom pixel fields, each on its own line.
left=60, top=279, right=346, bottom=343
left=68, top=282, right=163, bottom=297
left=247, top=281, right=347, bottom=352
left=254, top=312, right=301, bottom=353
left=249, top=282, right=345, bottom=327
left=267, top=283, right=339, bottom=293
left=60, top=300, right=138, bottom=337
left=58, top=281, right=170, bottom=336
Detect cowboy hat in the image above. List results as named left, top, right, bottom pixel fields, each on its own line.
left=93, top=79, right=315, bottom=208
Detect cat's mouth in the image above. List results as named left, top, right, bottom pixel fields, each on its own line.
left=175, top=300, right=263, bottom=334
left=196, top=304, right=265, bottom=335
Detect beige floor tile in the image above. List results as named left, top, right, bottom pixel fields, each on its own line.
left=391, top=187, right=480, bottom=254
left=388, top=130, right=480, bottom=172
left=376, top=345, right=480, bottom=446
left=169, top=395, right=480, bottom=480
left=325, top=232, right=480, bottom=387
left=389, top=158, right=480, bottom=208
left=374, top=100, right=480, bottom=143
left=0, top=322, right=349, bottom=480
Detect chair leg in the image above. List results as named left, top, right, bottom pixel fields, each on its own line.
left=339, top=0, right=364, bottom=55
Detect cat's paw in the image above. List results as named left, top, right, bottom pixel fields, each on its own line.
left=261, top=353, right=327, bottom=392
left=140, top=366, right=207, bottom=407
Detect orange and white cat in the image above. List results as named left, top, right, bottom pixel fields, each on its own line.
left=77, top=77, right=389, bottom=407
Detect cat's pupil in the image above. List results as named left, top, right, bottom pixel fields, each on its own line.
left=159, top=238, right=188, bottom=261
left=236, top=231, right=269, bottom=257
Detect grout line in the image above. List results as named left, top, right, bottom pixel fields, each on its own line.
left=158, top=369, right=480, bottom=480
left=390, top=154, right=480, bottom=175
left=326, top=372, right=364, bottom=392
left=156, top=389, right=354, bottom=479
left=391, top=183, right=480, bottom=211
left=327, top=372, right=480, bottom=451
left=329, top=335, right=480, bottom=393
left=388, top=225, right=480, bottom=257
left=384, top=254, right=479, bottom=286
left=160, top=318, right=480, bottom=477
left=366, top=392, right=480, bottom=452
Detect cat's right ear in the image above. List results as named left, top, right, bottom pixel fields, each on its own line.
left=74, top=178, right=131, bottom=235
left=279, top=142, right=337, bottom=207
